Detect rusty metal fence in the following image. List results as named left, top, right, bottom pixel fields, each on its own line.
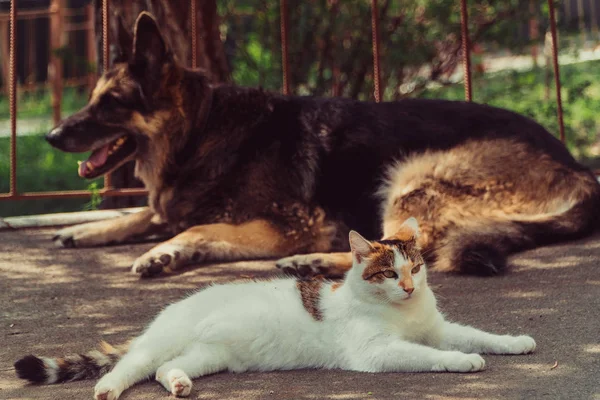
left=0, top=0, right=566, bottom=203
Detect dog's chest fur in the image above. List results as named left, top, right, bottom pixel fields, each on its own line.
left=135, top=87, right=335, bottom=243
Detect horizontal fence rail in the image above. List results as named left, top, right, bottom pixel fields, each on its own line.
left=0, top=0, right=571, bottom=205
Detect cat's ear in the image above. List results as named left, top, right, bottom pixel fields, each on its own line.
left=389, top=217, right=420, bottom=241
left=349, top=230, right=374, bottom=263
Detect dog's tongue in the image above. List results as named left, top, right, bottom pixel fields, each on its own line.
left=78, top=145, right=109, bottom=177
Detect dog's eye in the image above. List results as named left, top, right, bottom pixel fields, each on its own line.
left=101, top=94, right=128, bottom=108
left=411, top=265, right=421, bottom=274
left=382, top=270, right=398, bottom=279
left=108, top=95, right=126, bottom=106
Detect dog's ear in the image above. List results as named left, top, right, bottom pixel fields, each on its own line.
left=113, top=14, right=133, bottom=63
left=131, top=12, right=172, bottom=94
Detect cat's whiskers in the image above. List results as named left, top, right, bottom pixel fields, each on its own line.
left=381, top=294, right=395, bottom=305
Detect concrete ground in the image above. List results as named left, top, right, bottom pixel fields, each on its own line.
left=1, top=227, right=599, bottom=400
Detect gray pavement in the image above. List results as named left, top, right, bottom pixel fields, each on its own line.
left=1, top=227, right=599, bottom=400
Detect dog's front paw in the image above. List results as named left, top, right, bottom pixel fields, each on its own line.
left=53, top=226, right=79, bottom=248
left=275, top=254, right=321, bottom=277
left=276, top=253, right=348, bottom=278
left=131, top=244, right=187, bottom=277
left=434, top=352, right=486, bottom=373
left=52, top=222, right=111, bottom=248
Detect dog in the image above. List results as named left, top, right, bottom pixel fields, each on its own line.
left=47, top=12, right=600, bottom=278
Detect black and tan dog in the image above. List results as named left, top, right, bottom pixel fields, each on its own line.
left=47, top=12, right=600, bottom=278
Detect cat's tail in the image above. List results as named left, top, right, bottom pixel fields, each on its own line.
left=433, top=187, right=600, bottom=276
left=14, top=341, right=126, bottom=384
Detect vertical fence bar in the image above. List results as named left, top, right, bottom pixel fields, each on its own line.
left=547, top=0, right=566, bottom=143
left=279, top=0, right=290, bottom=95
left=459, top=0, right=472, bottom=102
left=102, top=0, right=109, bottom=73
left=9, top=0, right=17, bottom=196
left=102, top=0, right=112, bottom=189
left=49, top=0, right=64, bottom=125
left=191, top=0, right=197, bottom=68
left=370, top=0, right=382, bottom=102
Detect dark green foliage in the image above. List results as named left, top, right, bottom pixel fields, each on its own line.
left=220, top=0, right=535, bottom=98
left=0, top=134, right=102, bottom=217
left=420, top=60, right=600, bottom=158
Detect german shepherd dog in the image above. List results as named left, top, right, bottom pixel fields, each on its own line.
left=47, top=13, right=600, bottom=278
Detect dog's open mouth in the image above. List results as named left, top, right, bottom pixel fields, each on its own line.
left=78, top=135, right=136, bottom=179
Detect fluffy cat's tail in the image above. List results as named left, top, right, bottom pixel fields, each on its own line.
left=434, top=192, right=600, bottom=276
left=14, top=341, right=126, bottom=384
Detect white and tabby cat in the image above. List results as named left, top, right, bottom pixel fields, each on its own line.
left=15, top=218, right=535, bottom=400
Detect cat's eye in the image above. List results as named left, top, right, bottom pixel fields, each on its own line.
left=411, top=265, right=422, bottom=274
left=382, top=270, right=398, bottom=279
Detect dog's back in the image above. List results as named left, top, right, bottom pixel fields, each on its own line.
left=274, top=96, right=600, bottom=275
left=279, top=97, right=593, bottom=238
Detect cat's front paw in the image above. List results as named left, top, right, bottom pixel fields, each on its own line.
left=168, top=369, right=193, bottom=397
left=434, top=352, right=485, bottom=373
left=504, top=335, right=536, bottom=354
left=94, top=374, right=122, bottom=400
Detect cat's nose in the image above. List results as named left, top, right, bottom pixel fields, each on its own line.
left=403, top=287, right=414, bottom=294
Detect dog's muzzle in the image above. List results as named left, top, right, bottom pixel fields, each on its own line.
left=45, top=126, right=63, bottom=148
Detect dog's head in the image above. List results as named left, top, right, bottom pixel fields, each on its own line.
left=46, top=12, right=193, bottom=180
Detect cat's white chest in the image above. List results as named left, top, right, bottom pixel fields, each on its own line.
left=382, top=296, right=441, bottom=344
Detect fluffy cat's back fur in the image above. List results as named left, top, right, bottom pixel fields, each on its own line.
left=141, top=279, right=342, bottom=371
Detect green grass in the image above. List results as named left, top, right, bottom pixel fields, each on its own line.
left=419, top=59, right=600, bottom=160
left=0, top=86, right=98, bottom=217
left=0, top=86, right=89, bottom=120
left=0, top=134, right=103, bottom=217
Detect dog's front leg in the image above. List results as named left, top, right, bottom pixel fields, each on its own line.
left=53, top=207, right=164, bottom=247
left=131, top=219, right=333, bottom=277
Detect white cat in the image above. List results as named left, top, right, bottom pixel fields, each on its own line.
left=15, top=218, right=536, bottom=400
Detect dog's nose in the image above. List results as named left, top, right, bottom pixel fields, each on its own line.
left=46, top=126, right=62, bottom=146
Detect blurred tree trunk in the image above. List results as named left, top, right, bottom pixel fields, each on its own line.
left=95, top=0, right=230, bottom=209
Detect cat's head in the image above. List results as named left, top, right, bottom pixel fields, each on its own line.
left=347, top=217, right=426, bottom=304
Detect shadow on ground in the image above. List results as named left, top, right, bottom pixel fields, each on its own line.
left=1, top=228, right=599, bottom=399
